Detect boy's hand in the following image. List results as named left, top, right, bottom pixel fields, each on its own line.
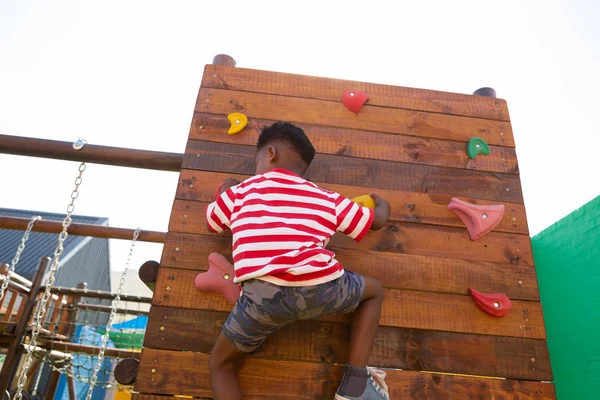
left=220, top=177, right=240, bottom=195
left=369, top=193, right=391, bottom=230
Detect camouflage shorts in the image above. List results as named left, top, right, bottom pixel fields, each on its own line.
left=222, top=271, right=365, bottom=352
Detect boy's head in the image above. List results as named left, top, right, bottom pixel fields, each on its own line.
left=254, top=122, right=316, bottom=175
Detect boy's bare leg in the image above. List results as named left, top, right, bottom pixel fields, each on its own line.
left=336, top=275, right=386, bottom=398
left=209, top=332, right=246, bottom=400
left=348, top=276, right=384, bottom=366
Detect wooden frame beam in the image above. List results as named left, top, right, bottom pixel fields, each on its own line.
left=0, top=134, right=183, bottom=171
left=0, top=216, right=166, bottom=243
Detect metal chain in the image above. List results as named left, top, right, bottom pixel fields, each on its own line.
left=0, top=216, right=42, bottom=302
left=13, top=162, right=86, bottom=400
left=86, top=227, right=141, bottom=400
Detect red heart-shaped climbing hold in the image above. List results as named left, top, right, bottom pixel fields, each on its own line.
left=468, top=288, right=512, bottom=317
left=342, top=90, right=369, bottom=114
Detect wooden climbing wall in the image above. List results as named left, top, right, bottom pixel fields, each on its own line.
left=133, top=62, right=556, bottom=399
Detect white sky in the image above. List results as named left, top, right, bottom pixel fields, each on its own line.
left=1, top=0, right=599, bottom=291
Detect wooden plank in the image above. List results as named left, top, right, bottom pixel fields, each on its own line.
left=202, top=65, right=511, bottom=122
left=175, top=169, right=528, bottom=234
left=145, top=307, right=551, bottom=381
left=184, top=140, right=523, bottom=204
left=135, top=348, right=556, bottom=399
left=160, top=232, right=539, bottom=301
left=196, top=88, right=514, bottom=146
left=168, top=200, right=533, bottom=266
left=190, top=113, right=519, bottom=174
left=152, top=267, right=546, bottom=339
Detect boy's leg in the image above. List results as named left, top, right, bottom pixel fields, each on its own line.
left=335, top=274, right=387, bottom=399
left=209, top=279, right=296, bottom=399
left=347, top=276, right=384, bottom=367
left=208, top=332, right=246, bottom=400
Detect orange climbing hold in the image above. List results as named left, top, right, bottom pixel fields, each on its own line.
left=194, top=253, right=241, bottom=305
left=351, top=194, right=375, bottom=209
left=227, top=112, right=248, bottom=135
left=448, top=198, right=504, bottom=240
left=341, top=90, right=369, bottom=114
left=468, top=288, right=512, bottom=317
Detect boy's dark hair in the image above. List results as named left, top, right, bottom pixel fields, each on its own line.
left=257, top=122, right=316, bottom=166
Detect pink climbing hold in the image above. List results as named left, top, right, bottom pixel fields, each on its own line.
left=447, top=198, right=504, bottom=240
left=468, top=288, right=512, bottom=317
left=341, top=90, right=369, bottom=114
left=194, top=252, right=241, bottom=305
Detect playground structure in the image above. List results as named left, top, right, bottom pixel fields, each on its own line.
left=0, top=54, right=557, bottom=398
left=0, top=260, right=151, bottom=399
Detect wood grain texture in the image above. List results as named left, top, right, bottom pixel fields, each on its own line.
left=176, top=169, right=528, bottom=234
left=183, top=140, right=523, bottom=204
left=168, top=199, right=533, bottom=266
left=145, top=307, right=551, bottom=381
left=195, top=88, right=514, bottom=147
left=189, top=113, right=519, bottom=174
left=201, top=65, right=511, bottom=122
left=160, top=232, right=539, bottom=301
left=152, top=267, right=546, bottom=339
left=135, top=348, right=556, bottom=399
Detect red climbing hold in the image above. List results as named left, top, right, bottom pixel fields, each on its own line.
left=342, top=90, right=369, bottom=114
left=194, top=252, right=241, bottom=305
left=213, top=181, right=224, bottom=201
left=468, top=288, right=512, bottom=317
left=447, top=198, right=504, bottom=240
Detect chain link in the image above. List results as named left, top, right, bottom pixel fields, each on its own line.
left=13, top=162, right=86, bottom=400
left=86, top=227, right=141, bottom=400
left=0, top=216, right=42, bottom=302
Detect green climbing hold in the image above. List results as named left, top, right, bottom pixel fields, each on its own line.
left=467, top=137, right=490, bottom=159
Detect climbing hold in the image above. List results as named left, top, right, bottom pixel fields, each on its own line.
left=214, top=181, right=224, bottom=200
left=467, top=137, right=490, bottom=159
left=351, top=194, right=375, bottom=209
left=194, top=253, right=241, bottom=305
left=341, top=90, right=369, bottom=114
left=448, top=198, right=504, bottom=240
left=227, top=112, right=248, bottom=135
left=468, top=288, right=512, bottom=317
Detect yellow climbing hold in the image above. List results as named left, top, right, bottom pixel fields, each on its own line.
left=351, top=194, right=376, bottom=209
left=227, top=112, right=248, bottom=135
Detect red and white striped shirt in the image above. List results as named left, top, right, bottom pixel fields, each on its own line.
left=205, top=168, right=374, bottom=286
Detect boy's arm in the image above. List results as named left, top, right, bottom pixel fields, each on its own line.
left=334, top=192, right=391, bottom=242
left=369, top=193, right=391, bottom=231
left=206, top=182, right=238, bottom=234
left=219, top=178, right=240, bottom=195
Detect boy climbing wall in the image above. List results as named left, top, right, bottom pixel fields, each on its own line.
left=205, top=122, right=392, bottom=400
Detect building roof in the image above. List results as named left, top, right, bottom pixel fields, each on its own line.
left=0, top=208, right=109, bottom=280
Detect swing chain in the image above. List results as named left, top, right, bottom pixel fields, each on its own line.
left=0, top=216, right=42, bottom=302
left=86, top=227, right=141, bottom=400
left=13, top=162, right=86, bottom=400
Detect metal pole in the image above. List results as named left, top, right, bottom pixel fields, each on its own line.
left=0, top=216, right=166, bottom=244
left=0, top=134, right=183, bottom=172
